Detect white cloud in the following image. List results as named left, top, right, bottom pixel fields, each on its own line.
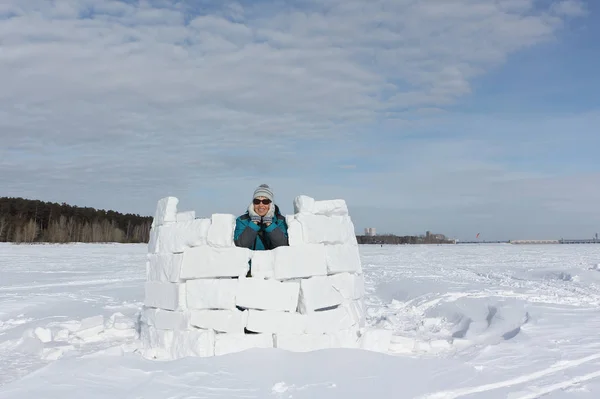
left=551, top=0, right=588, bottom=17
left=1, top=0, right=581, bottom=142
left=0, top=0, right=592, bottom=238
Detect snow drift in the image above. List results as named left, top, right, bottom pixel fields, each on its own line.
left=141, top=195, right=387, bottom=359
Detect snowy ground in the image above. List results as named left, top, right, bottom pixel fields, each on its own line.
left=1, top=243, right=600, bottom=398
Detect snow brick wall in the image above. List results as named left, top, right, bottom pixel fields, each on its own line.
left=140, top=195, right=378, bottom=359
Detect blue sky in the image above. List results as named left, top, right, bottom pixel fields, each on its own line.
left=1, top=0, right=598, bottom=241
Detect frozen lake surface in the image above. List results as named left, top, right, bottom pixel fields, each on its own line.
left=1, top=243, right=600, bottom=398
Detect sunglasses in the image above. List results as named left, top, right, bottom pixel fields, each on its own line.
left=253, top=198, right=272, bottom=205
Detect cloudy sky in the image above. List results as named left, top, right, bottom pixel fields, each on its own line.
left=1, top=0, right=598, bottom=241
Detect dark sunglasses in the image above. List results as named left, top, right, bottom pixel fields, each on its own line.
left=253, top=198, right=272, bottom=205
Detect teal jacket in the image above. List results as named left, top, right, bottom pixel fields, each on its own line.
left=234, top=205, right=289, bottom=250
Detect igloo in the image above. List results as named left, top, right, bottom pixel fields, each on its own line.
left=139, top=195, right=373, bottom=359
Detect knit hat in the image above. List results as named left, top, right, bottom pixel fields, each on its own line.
left=253, top=184, right=274, bottom=201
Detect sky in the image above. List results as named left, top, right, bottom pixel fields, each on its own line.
left=1, top=0, right=599, bottom=241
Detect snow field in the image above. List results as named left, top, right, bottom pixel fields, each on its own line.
left=2, top=243, right=600, bottom=397
left=141, top=196, right=378, bottom=359
left=363, top=244, right=600, bottom=364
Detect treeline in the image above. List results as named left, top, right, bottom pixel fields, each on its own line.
left=356, top=234, right=454, bottom=245
left=0, top=197, right=152, bottom=244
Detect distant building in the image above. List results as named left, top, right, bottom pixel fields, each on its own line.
left=364, top=227, right=376, bottom=236
left=425, top=231, right=447, bottom=242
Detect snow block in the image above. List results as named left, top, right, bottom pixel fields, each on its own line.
left=293, top=195, right=349, bottom=216
left=330, top=273, right=365, bottom=300
left=275, top=334, right=331, bottom=352
left=140, top=324, right=173, bottom=358
left=298, top=276, right=344, bottom=314
left=176, top=211, right=195, bottom=222
left=190, top=309, right=248, bottom=333
left=186, top=279, right=238, bottom=310
left=285, top=216, right=304, bottom=247
left=313, top=199, right=348, bottom=216
left=359, top=329, right=392, bottom=353
left=171, top=328, right=215, bottom=359
left=207, top=213, right=236, bottom=248
left=108, top=313, right=136, bottom=330
left=215, top=333, right=273, bottom=356
left=306, top=306, right=356, bottom=334
left=144, top=282, right=186, bottom=311
left=325, top=243, right=362, bottom=274
left=180, top=246, right=250, bottom=279
left=148, top=228, right=159, bottom=254
left=141, top=307, right=190, bottom=330
left=147, top=253, right=183, bottom=283
left=34, top=327, right=53, bottom=343
left=140, top=324, right=171, bottom=346
left=75, top=315, right=105, bottom=339
left=293, top=195, right=315, bottom=214
left=272, top=244, right=327, bottom=280
left=249, top=250, right=274, bottom=279
left=236, top=278, right=300, bottom=312
left=80, top=315, right=104, bottom=330
left=157, top=218, right=211, bottom=253
left=178, top=283, right=188, bottom=310
left=329, top=328, right=360, bottom=349
left=54, top=329, right=70, bottom=341
left=296, top=214, right=356, bottom=245
left=342, top=299, right=366, bottom=328
left=153, top=197, right=178, bottom=227
left=285, top=215, right=295, bottom=225
left=246, top=310, right=307, bottom=334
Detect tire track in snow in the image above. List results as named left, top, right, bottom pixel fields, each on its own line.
left=511, top=369, right=600, bottom=399
left=418, top=353, right=600, bottom=399
left=0, top=278, right=144, bottom=292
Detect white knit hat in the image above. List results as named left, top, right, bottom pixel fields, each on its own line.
left=253, top=184, right=274, bottom=201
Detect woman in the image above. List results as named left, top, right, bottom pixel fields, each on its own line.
left=234, top=184, right=289, bottom=250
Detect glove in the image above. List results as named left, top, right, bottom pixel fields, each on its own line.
left=262, top=205, right=275, bottom=226
left=248, top=203, right=261, bottom=224
left=262, top=215, right=273, bottom=225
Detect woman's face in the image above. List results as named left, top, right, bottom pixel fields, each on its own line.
left=253, top=196, right=271, bottom=217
